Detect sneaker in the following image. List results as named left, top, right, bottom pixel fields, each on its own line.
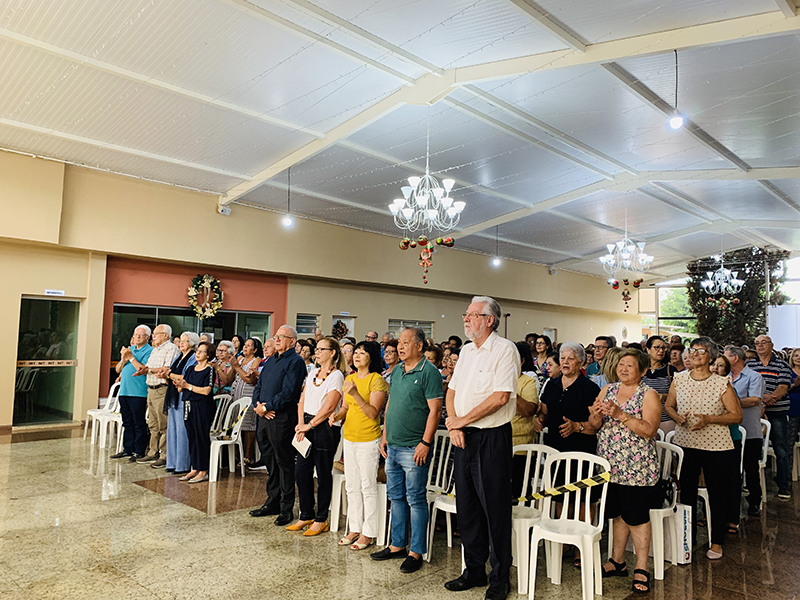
left=248, top=464, right=267, bottom=472
left=136, top=455, right=158, bottom=464
left=128, top=454, right=143, bottom=463
left=151, top=458, right=167, bottom=469
left=778, top=489, right=791, bottom=500
left=110, top=451, right=132, bottom=459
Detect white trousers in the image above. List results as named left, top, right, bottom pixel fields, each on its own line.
left=343, top=437, right=381, bottom=538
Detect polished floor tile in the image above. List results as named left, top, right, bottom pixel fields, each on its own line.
left=1, top=438, right=799, bottom=600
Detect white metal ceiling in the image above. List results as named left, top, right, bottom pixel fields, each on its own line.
left=0, top=0, right=798, bottom=281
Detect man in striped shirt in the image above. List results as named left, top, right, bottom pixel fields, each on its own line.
left=747, top=335, right=793, bottom=500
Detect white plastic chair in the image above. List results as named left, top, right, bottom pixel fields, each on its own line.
left=426, top=430, right=456, bottom=562
left=759, top=418, right=772, bottom=503
left=656, top=429, right=665, bottom=442
left=330, top=438, right=347, bottom=532
left=664, top=430, right=675, bottom=444
left=211, top=394, right=232, bottom=433
left=650, top=441, right=684, bottom=580
left=84, top=382, right=121, bottom=442
left=512, top=443, right=558, bottom=594
left=98, top=394, right=124, bottom=450
left=209, top=397, right=251, bottom=482
left=528, top=452, right=611, bottom=600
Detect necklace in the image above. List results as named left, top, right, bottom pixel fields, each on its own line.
left=690, top=371, right=713, bottom=382
left=312, top=367, right=332, bottom=387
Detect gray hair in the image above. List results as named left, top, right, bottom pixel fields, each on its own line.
left=134, top=324, right=152, bottom=337
left=559, top=341, right=586, bottom=363
left=158, top=323, right=172, bottom=337
left=724, top=345, right=746, bottom=362
left=690, top=336, right=719, bottom=362
left=218, top=340, right=235, bottom=355
left=277, top=324, right=298, bottom=339
left=471, top=295, right=501, bottom=332
left=403, top=327, right=426, bottom=346
left=181, top=331, right=200, bottom=350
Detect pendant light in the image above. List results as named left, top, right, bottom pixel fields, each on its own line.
left=669, top=50, right=684, bottom=130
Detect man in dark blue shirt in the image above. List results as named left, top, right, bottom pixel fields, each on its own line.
left=248, top=325, right=307, bottom=525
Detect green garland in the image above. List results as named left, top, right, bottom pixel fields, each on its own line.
left=188, top=274, right=224, bottom=320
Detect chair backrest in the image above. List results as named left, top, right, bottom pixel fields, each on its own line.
left=655, top=441, right=684, bottom=510
left=104, top=382, right=121, bottom=411
left=513, top=443, right=558, bottom=510
left=15, top=368, right=25, bottom=391
left=760, top=418, right=772, bottom=463
left=664, top=430, right=675, bottom=444
left=656, top=429, right=665, bottom=441
left=219, top=397, right=251, bottom=442
left=19, top=368, right=39, bottom=393
left=211, top=394, right=232, bottom=432
left=427, top=430, right=455, bottom=495
left=541, top=451, right=610, bottom=527
left=738, top=425, right=746, bottom=473
left=539, top=426, right=549, bottom=446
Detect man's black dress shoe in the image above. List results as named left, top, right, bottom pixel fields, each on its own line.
left=444, top=572, right=488, bottom=591
left=484, top=581, right=510, bottom=600
left=274, top=512, right=293, bottom=526
left=370, top=547, right=408, bottom=561
left=110, top=451, right=132, bottom=459
left=128, top=454, right=143, bottom=462
left=249, top=503, right=280, bottom=517
left=400, top=555, right=423, bottom=573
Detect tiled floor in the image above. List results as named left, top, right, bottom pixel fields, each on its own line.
left=1, top=438, right=798, bottom=599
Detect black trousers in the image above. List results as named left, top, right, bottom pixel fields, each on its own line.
left=119, top=395, right=148, bottom=455
left=296, top=414, right=341, bottom=522
left=679, top=446, right=738, bottom=546
left=262, top=409, right=298, bottom=514
left=185, top=398, right=215, bottom=471
left=453, top=423, right=513, bottom=587
left=743, top=438, right=762, bottom=507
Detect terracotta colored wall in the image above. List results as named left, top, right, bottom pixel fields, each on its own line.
left=100, top=257, right=287, bottom=394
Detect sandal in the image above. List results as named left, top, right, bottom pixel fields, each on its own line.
left=602, top=558, right=629, bottom=578
left=727, top=524, right=739, bottom=534
left=350, top=537, right=374, bottom=551
left=632, top=569, right=651, bottom=594
left=338, top=535, right=357, bottom=546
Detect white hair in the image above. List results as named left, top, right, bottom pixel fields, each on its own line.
left=278, top=324, right=298, bottom=339
left=134, top=324, right=152, bottom=336
left=559, top=341, right=586, bottom=363
left=471, top=295, right=502, bottom=332
left=158, top=323, right=172, bottom=337
left=181, top=331, right=200, bottom=350
left=218, top=340, right=235, bottom=355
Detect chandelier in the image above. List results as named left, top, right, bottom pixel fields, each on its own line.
left=599, top=213, right=653, bottom=276
left=388, top=115, right=465, bottom=233
left=701, top=259, right=744, bottom=295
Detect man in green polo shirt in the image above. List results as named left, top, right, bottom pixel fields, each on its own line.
left=371, top=327, right=442, bottom=574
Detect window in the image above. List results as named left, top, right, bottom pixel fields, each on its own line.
left=296, top=313, right=319, bottom=335
left=388, top=318, right=434, bottom=340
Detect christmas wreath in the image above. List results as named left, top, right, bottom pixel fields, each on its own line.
left=332, top=319, right=349, bottom=340
left=188, top=274, right=224, bottom=320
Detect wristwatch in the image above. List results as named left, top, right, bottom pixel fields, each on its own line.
left=578, top=422, right=585, bottom=432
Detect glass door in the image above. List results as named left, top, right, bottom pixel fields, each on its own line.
left=15, top=298, right=80, bottom=425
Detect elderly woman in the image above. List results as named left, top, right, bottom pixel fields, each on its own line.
left=588, top=349, right=661, bottom=594
left=164, top=331, right=198, bottom=474
left=665, top=337, right=742, bottom=560
left=230, top=337, right=263, bottom=465
left=382, top=340, right=401, bottom=385
left=331, top=341, right=388, bottom=550
left=296, top=339, right=315, bottom=373
left=669, top=345, right=685, bottom=372
left=711, top=355, right=742, bottom=534
left=176, top=341, right=216, bottom=483
left=289, top=337, right=346, bottom=536
left=212, top=340, right=235, bottom=395
left=642, top=336, right=678, bottom=434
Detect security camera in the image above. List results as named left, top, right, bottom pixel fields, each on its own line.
left=217, top=204, right=231, bottom=216
left=549, top=267, right=558, bottom=276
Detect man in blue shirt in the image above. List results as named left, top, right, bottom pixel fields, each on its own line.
left=249, top=325, right=307, bottom=525
left=110, top=325, right=153, bottom=461
left=586, top=336, right=614, bottom=379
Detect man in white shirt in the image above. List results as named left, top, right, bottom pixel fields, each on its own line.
left=444, top=296, right=520, bottom=600
left=138, top=324, right=180, bottom=468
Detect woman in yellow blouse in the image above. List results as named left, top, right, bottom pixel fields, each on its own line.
left=329, top=340, right=388, bottom=550
left=512, top=342, right=540, bottom=495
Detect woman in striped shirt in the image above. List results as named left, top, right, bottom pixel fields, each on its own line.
left=642, top=336, right=678, bottom=434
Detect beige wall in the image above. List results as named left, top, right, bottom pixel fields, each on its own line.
left=0, top=151, right=642, bottom=428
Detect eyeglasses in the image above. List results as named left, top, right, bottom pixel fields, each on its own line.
left=315, top=347, right=333, bottom=353
left=273, top=334, right=296, bottom=341
left=594, top=345, right=608, bottom=350
left=688, top=348, right=708, bottom=355
left=365, top=336, right=377, bottom=341
left=462, top=312, right=489, bottom=320
left=650, top=345, right=667, bottom=351
left=754, top=341, right=771, bottom=346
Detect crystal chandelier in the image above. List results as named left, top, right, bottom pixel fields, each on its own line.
left=388, top=115, right=465, bottom=233
left=701, top=258, right=744, bottom=295
left=598, top=212, right=653, bottom=276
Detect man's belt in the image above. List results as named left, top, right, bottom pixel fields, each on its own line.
left=148, top=383, right=167, bottom=390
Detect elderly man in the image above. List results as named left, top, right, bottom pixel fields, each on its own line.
left=371, top=327, right=442, bottom=574
left=110, top=325, right=153, bottom=461
left=747, top=335, right=793, bottom=500
left=443, top=297, right=520, bottom=600
left=314, top=328, right=324, bottom=342
left=586, top=336, right=614, bottom=380
left=381, top=332, right=393, bottom=347
left=249, top=326, right=307, bottom=525
left=365, top=330, right=379, bottom=343
left=725, top=345, right=764, bottom=514
left=136, top=324, right=180, bottom=468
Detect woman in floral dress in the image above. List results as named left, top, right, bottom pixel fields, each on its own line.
left=587, top=349, right=661, bottom=594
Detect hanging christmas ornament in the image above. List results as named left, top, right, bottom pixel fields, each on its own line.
left=398, top=235, right=455, bottom=283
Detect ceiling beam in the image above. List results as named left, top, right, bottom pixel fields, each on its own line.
left=637, top=166, right=800, bottom=181
left=505, top=0, right=586, bottom=51
left=636, top=188, right=715, bottom=224
left=218, top=0, right=415, bottom=84
left=649, top=183, right=734, bottom=222
left=0, top=27, right=325, bottom=139
left=758, top=179, right=800, bottom=212
left=774, top=0, right=798, bottom=18
left=0, top=117, right=253, bottom=180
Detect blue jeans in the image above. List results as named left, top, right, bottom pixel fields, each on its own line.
left=767, top=412, right=790, bottom=490
left=386, top=445, right=430, bottom=555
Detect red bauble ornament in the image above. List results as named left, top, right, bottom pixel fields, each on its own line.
left=410, top=241, right=417, bottom=248
left=418, top=235, right=428, bottom=246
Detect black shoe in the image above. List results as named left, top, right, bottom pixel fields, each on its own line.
left=484, top=581, right=510, bottom=600
left=747, top=504, right=761, bottom=516
left=778, top=488, right=791, bottom=500
left=128, top=454, right=143, bottom=463
left=165, top=468, right=175, bottom=473
left=445, top=572, right=489, bottom=591
left=370, top=547, right=408, bottom=561
left=274, top=512, right=293, bottom=526
left=110, top=451, right=132, bottom=459
left=250, top=503, right=280, bottom=518
left=400, top=555, right=423, bottom=574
